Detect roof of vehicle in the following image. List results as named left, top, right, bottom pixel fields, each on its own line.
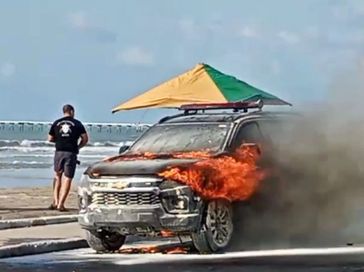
left=159, top=110, right=297, bottom=124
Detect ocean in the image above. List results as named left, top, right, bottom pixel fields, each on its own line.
left=0, top=121, right=150, bottom=188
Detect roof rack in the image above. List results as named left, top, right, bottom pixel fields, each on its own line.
left=179, top=100, right=264, bottom=113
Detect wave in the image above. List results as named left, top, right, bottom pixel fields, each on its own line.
left=0, top=140, right=53, bottom=148
left=0, top=153, right=106, bottom=159
left=0, top=146, right=51, bottom=153
left=92, top=141, right=134, bottom=147
left=0, top=140, right=23, bottom=147
left=0, top=157, right=105, bottom=169
left=0, top=161, right=52, bottom=169
left=0, top=139, right=133, bottom=148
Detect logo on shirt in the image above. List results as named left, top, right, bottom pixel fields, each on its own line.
left=60, top=123, right=72, bottom=136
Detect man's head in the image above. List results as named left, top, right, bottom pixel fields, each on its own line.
left=63, top=104, right=75, bottom=117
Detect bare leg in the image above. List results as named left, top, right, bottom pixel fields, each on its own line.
left=53, top=172, right=62, bottom=207
left=57, top=176, right=72, bottom=210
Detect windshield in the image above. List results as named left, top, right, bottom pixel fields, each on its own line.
left=128, top=123, right=230, bottom=154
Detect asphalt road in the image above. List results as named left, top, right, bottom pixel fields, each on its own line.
left=2, top=246, right=364, bottom=272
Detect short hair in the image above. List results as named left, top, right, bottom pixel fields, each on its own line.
left=63, top=104, right=74, bottom=114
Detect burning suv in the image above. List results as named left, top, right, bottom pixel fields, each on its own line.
left=78, top=101, right=291, bottom=253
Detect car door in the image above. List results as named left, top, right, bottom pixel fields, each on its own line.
left=231, top=120, right=265, bottom=151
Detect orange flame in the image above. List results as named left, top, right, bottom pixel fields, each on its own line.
left=159, top=145, right=266, bottom=202
left=164, top=247, right=188, bottom=254
left=119, top=245, right=189, bottom=254
left=160, top=229, right=175, bottom=238
left=102, top=145, right=266, bottom=202
left=104, top=152, right=158, bottom=162
left=119, top=245, right=159, bottom=254
left=103, top=150, right=211, bottom=162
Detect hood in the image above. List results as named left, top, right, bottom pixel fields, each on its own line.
left=86, top=158, right=199, bottom=176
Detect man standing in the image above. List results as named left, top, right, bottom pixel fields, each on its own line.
left=48, top=105, right=89, bottom=211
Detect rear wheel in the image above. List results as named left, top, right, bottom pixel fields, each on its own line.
left=192, top=200, right=233, bottom=253
left=85, top=230, right=126, bottom=252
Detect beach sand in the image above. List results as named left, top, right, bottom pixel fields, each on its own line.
left=0, top=187, right=78, bottom=220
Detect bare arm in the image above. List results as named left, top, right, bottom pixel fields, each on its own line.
left=48, top=134, right=55, bottom=143
left=78, top=133, right=89, bottom=150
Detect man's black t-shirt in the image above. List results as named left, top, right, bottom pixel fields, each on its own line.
left=49, top=117, right=86, bottom=154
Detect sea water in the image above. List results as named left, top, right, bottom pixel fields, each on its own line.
left=0, top=121, right=150, bottom=188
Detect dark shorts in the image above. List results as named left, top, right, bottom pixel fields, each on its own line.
left=54, top=151, right=77, bottom=179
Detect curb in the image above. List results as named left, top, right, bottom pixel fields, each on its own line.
left=0, top=215, right=79, bottom=230
left=0, top=238, right=186, bottom=259
left=0, top=238, right=88, bottom=259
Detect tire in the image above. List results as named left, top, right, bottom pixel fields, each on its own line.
left=85, top=230, right=126, bottom=252
left=192, top=199, right=233, bottom=253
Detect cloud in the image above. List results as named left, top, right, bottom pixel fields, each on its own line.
left=277, top=31, right=301, bottom=44
left=0, top=62, right=16, bottom=77
left=303, top=26, right=320, bottom=40
left=270, top=60, right=281, bottom=75
left=67, top=11, right=117, bottom=43
left=177, top=18, right=222, bottom=40
left=331, top=1, right=364, bottom=19
left=179, top=19, right=197, bottom=33
left=116, top=47, right=154, bottom=66
left=178, top=19, right=204, bottom=40
left=360, top=57, right=364, bottom=70
left=238, top=26, right=259, bottom=38
left=68, top=11, right=89, bottom=30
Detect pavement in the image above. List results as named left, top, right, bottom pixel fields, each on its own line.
left=0, top=220, right=184, bottom=258
left=0, top=222, right=84, bottom=247
left=2, top=246, right=364, bottom=272
left=0, top=214, right=79, bottom=230
left=0, top=185, right=84, bottom=257
left=0, top=220, right=363, bottom=265
left=1, top=187, right=364, bottom=271
left=1, top=217, right=364, bottom=271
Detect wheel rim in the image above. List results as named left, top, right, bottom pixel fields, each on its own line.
left=104, top=233, right=121, bottom=244
left=207, top=201, right=233, bottom=248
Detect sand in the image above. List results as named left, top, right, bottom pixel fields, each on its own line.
left=0, top=186, right=78, bottom=220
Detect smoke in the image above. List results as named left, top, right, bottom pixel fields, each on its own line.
left=230, top=62, right=364, bottom=250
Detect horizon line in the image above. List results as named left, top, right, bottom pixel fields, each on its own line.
left=0, top=120, right=151, bottom=126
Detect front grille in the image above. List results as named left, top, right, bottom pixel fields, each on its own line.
left=91, top=191, right=160, bottom=206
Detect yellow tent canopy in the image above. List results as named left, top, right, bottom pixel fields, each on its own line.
left=112, top=63, right=290, bottom=112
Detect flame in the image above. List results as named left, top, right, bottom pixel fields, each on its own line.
left=160, top=229, right=175, bottom=237
left=159, top=145, right=266, bottom=202
left=102, top=144, right=266, bottom=202
left=173, top=151, right=211, bottom=159
left=164, top=247, right=188, bottom=254
left=104, top=152, right=158, bottom=162
left=119, top=245, right=159, bottom=254
left=118, top=245, right=189, bottom=254
left=104, top=150, right=211, bottom=162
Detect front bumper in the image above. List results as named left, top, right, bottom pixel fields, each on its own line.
left=78, top=175, right=202, bottom=235
left=78, top=204, right=201, bottom=234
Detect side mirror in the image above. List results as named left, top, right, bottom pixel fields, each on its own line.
left=239, top=143, right=262, bottom=155
left=119, top=145, right=130, bottom=154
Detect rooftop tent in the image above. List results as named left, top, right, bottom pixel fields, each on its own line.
left=112, top=63, right=291, bottom=112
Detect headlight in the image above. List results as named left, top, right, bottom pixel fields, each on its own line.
left=160, top=181, right=199, bottom=214
left=162, top=195, right=191, bottom=213
left=79, top=174, right=91, bottom=189
left=78, top=194, right=92, bottom=210
left=78, top=175, right=92, bottom=211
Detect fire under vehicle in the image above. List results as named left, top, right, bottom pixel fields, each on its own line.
left=78, top=101, right=293, bottom=253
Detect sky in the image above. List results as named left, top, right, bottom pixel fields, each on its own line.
left=0, top=0, right=363, bottom=123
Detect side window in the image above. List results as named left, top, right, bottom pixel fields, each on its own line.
left=233, top=122, right=263, bottom=148
left=258, top=119, right=287, bottom=146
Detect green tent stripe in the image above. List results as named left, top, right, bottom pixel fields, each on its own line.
left=204, top=64, right=280, bottom=102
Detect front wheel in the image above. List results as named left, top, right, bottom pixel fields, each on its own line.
left=85, top=230, right=126, bottom=252
left=192, top=199, right=233, bottom=253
